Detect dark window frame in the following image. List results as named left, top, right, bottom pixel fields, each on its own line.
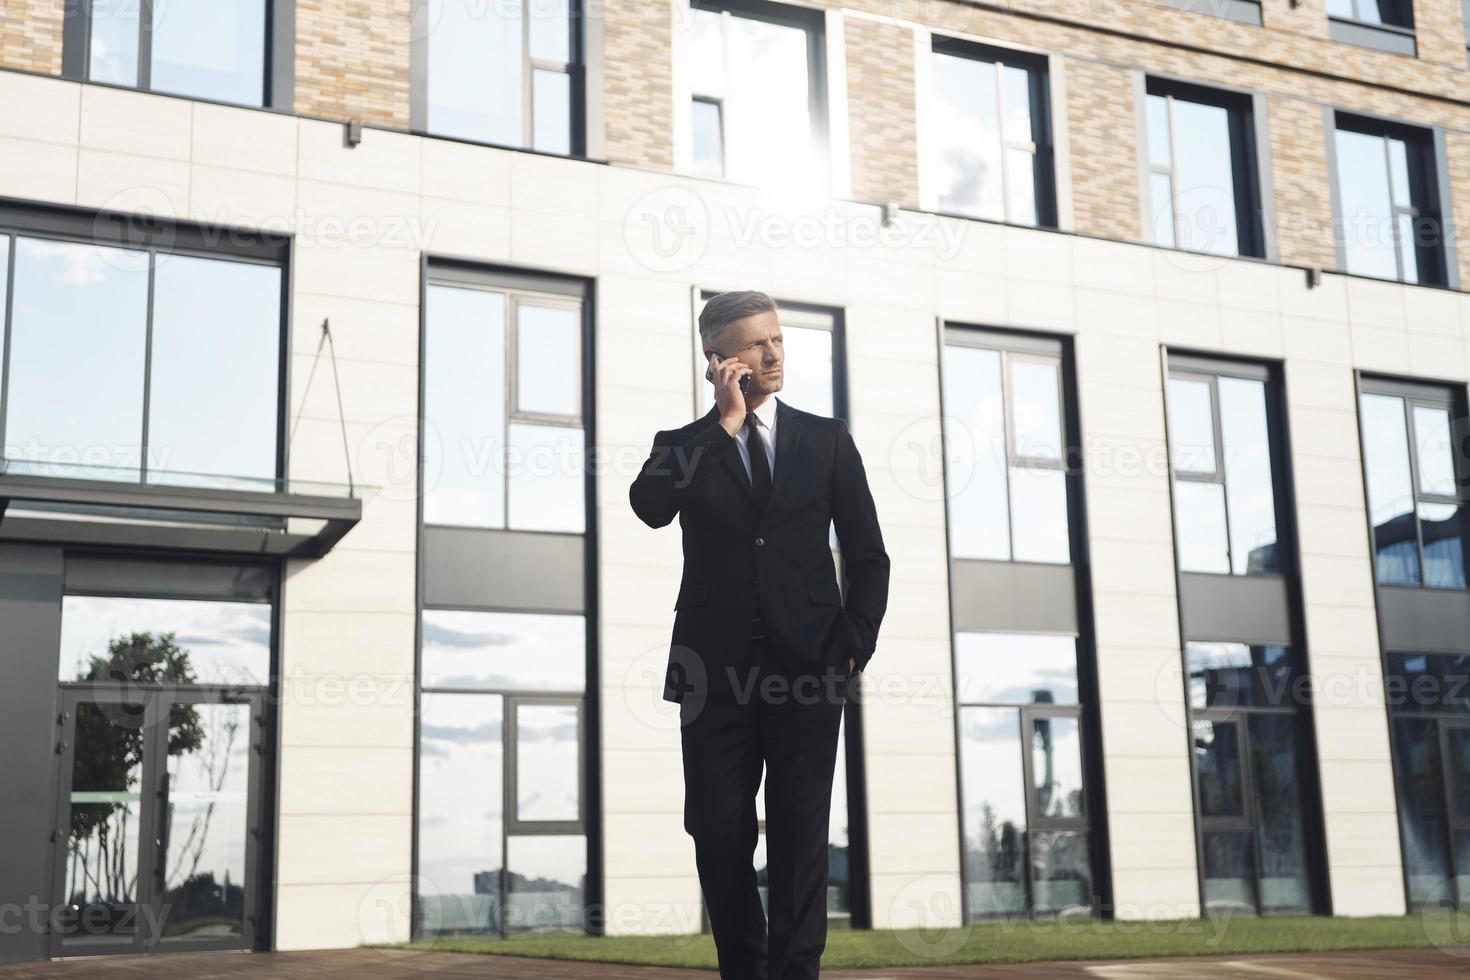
left=409, top=0, right=589, bottom=157
left=928, top=36, right=1058, bottom=230
left=0, top=199, right=290, bottom=491
left=1142, top=76, right=1269, bottom=261
left=1356, top=373, right=1470, bottom=592
left=954, top=662, right=1093, bottom=919
left=1185, top=643, right=1321, bottom=916
left=420, top=262, right=588, bottom=533
left=942, top=328, right=1073, bottom=566
left=1164, top=354, right=1291, bottom=578
left=61, top=0, right=294, bottom=110
left=940, top=324, right=1110, bottom=923
left=1329, top=112, right=1453, bottom=288
left=686, top=0, right=831, bottom=191
left=412, top=259, right=599, bottom=942
left=48, top=552, right=281, bottom=957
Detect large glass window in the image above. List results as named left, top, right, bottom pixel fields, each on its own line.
left=1165, top=361, right=1282, bottom=576
left=76, top=0, right=271, bottom=106
left=1186, top=642, right=1316, bottom=915
left=1384, top=653, right=1470, bottom=908
left=955, top=632, right=1092, bottom=920
left=0, top=229, right=283, bottom=490
left=941, top=335, right=1070, bottom=564
left=422, top=0, right=578, bottom=153
left=422, top=277, right=586, bottom=533
left=928, top=40, right=1054, bottom=228
left=1144, top=79, right=1264, bottom=258
left=1358, top=380, right=1466, bottom=589
left=1333, top=115, right=1446, bottom=285
left=686, top=0, right=827, bottom=191
left=416, top=609, right=588, bottom=937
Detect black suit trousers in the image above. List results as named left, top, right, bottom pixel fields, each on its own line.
left=679, top=633, right=850, bottom=980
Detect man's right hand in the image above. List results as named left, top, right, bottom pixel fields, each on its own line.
left=710, top=354, right=751, bottom=436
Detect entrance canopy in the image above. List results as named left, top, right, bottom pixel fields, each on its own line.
left=0, top=462, right=361, bottom=558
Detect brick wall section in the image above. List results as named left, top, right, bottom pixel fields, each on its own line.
left=1267, top=97, right=1336, bottom=271
left=0, top=0, right=62, bottom=75
left=1064, top=58, right=1139, bottom=242
left=1446, top=128, right=1470, bottom=288
left=294, top=0, right=411, bottom=128
left=846, top=16, right=919, bottom=207
left=1413, top=0, right=1468, bottom=69
left=604, top=0, right=674, bottom=169
left=1258, top=0, right=1329, bottom=42
left=872, top=0, right=1470, bottom=104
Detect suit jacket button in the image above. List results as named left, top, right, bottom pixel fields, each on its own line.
left=755, top=536, right=764, bottom=546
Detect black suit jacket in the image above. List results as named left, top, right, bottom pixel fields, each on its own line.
left=629, top=398, right=891, bottom=703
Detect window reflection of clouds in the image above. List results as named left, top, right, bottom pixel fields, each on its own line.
left=422, top=609, right=586, bottom=692
left=515, top=704, right=579, bottom=822
left=959, top=706, right=1026, bottom=830
left=955, top=632, right=1078, bottom=705
left=8, top=238, right=149, bottom=480
left=150, top=0, right=267, bottom=106
left=59, top=595, right=271, bottom=686
left=418, top=693, right=504, bottom=935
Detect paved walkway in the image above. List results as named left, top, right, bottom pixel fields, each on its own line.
left=1, top=947, right=1468, bottom=979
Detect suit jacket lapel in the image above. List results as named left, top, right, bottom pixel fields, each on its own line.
left=769, top=398, right=801, bottom=510
left=710, top=398, right=801, bottom=509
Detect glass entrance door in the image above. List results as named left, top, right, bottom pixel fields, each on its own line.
left=52, top=689, right=264, bottom=955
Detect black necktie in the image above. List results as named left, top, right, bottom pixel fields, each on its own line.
left=745, top=412, right=772, bottom=509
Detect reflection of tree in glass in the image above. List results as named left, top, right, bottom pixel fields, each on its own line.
left=68, top=632, right=249, bottom=937
left=962, top=803, right=1023, bottom=906
left=67, top=702, right=142, bottom=916
left=66, top=632, right=202, bottom=931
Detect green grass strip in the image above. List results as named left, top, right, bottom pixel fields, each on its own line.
left=378, top=911, right=1470, bottom=970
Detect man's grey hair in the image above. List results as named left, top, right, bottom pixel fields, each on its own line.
left=698, top=290, right=777, bottom=352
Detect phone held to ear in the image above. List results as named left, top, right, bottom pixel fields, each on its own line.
left=706, top=355, right=751, bottom=393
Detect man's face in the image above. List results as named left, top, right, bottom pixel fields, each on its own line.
left=706, top=309, right=784, bottom=396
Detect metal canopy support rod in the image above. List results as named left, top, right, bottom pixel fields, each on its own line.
left=289, top=318, right=358, bottom=496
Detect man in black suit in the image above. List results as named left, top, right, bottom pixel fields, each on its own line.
left=629, top=290, right=890, bottom=980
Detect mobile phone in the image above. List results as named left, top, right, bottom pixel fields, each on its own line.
left=706, top=355, right=751, bottom=393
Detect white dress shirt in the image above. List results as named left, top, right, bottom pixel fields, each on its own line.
left=736, top=395, right=778, bottom=486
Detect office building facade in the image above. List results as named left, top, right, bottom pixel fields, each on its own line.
left=0, top=0, right=1467, bottom=962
